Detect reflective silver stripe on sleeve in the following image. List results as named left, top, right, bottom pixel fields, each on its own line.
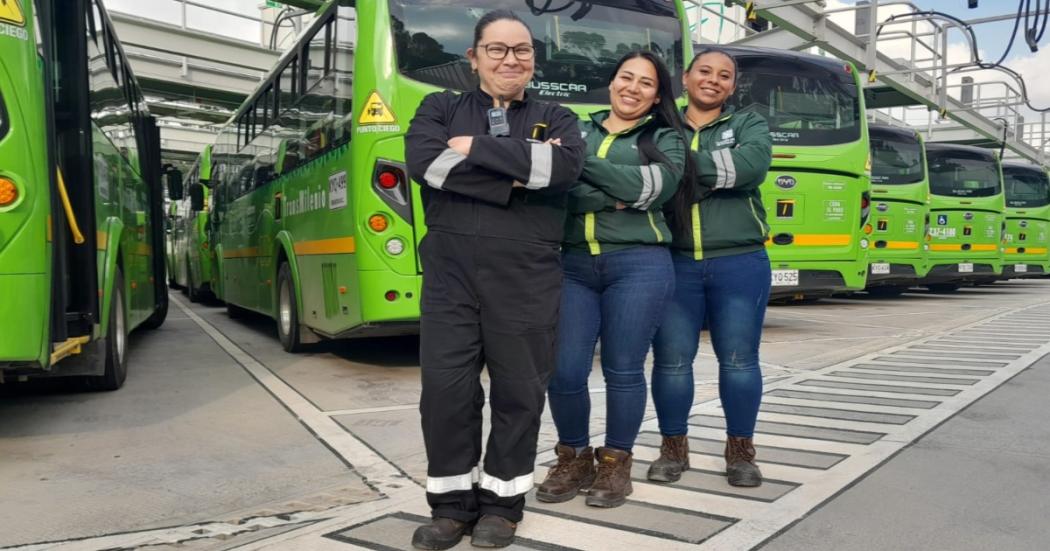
left=526, top=143, right=553, bottom=190
left=632, top=165, right=655, bottom=209
left=426, top=467, right=479, bottom=494
left=479, top=471, right=535, bottom=497
left=642, top=164, right=664, bottom=209
left=713, top=148, right=736, bottom=189
left=424, top=148, right=467, bottom=190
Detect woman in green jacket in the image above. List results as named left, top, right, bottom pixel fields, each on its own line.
left=536, top=51, right=687, bottom=509
left=648, top=47, right=774, bottom=488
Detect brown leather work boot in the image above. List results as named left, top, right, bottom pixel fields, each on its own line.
left=585, top=447, right=633, bottom=508
left=646, top=435, right=690, bottom=482
left=725, top=435, right=763, bottom=487
left=411, top=517, right=473, bottom=550
left=536, top=444, right=596, bottom=503
left=470, top=514, right=517, bottom=548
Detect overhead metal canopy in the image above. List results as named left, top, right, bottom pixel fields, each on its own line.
left=706, top=0, right=1046, bottom=166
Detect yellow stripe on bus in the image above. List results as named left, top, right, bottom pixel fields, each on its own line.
left=1006, top=247, right=1048, bottom=255
left=971, top=244, right=998, bottom=251
left=223, top=247, right=260, bottom=259
left=293, top=237, right=356, bottom=256
left=792, top=234, right=851, bottom=246
left=930, top=243, right=998, bottom=252
left=884, top=241, right=919, bottom=250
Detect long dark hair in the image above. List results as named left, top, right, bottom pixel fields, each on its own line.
left=607, top=51, right=695, bottom=218
left=669, top=47, right=738, bottom=234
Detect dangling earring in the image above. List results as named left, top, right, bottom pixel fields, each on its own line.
left=471, top=66, right=478, bottom=74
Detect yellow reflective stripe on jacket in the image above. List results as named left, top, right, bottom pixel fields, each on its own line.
left=585, top=212, right=601, bottom=255
left=691, top=203, right=703, bottom=260
left=647, top=211, right=664, bottom=243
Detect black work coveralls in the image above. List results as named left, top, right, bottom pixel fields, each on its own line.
left=405, top=88, right=585, bottom=522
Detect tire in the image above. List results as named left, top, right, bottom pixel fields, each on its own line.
left=141, top=292, right=168, bottom=330
left=927, top=283, right=960, bottom=294
left=86, top=269, right=128, bottom=391
left=276, top=263, right=303, bottom=353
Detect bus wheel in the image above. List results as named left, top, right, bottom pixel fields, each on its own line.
left=87, top=269, right=128, bottom=391
left=277, top=263, right=303, bottom=353
left=927, top=283, right=960, bottom=294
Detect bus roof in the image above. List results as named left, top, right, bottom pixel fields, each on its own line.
left=869, top=124, right=919, bottom=141
left=709, top=45, right=854, bottom=73
left=924, top=142, right=998, bottom=160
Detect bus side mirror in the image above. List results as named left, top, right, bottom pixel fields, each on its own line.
left=166, top=167, right=184, bottom=200
left=189, top=183, right=205, bottom=212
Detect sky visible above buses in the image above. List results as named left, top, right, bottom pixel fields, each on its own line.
left=109, top=0, right=1049, bottom=113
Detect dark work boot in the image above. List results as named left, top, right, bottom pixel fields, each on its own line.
left=470, top=514, right=517, bottom=548
left=725, top=435, right=763, bottom=487
left=536, top=444, right=596, bottom=503
left=585, top=447, right=633, bottom=508
left=411, top=517, right=473, bottom=550
left=646, top=435, right=690, bottom=482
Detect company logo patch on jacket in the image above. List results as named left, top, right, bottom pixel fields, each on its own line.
left=715, top=128, right=736, bottom=147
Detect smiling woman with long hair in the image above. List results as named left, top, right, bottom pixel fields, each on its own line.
left=648, top=47, right=774, bottom=489
left=537, top=50, right=687, bottom=509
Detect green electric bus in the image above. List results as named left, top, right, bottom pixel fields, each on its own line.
left=210, top=0, right=689, bottom=351
left=865, top=124, right=930, bottom=296
left=1, top=0, right=167, bottom=388
left=1000, top=161, right=1050, bottom=279
left=167, top=145, right=216, bottom=302
left=921, top=142, right=1005, bottom=292
left=723, top=46, right=872, bottom=299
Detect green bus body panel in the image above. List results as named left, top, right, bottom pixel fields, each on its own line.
left=927, top=197, right=1005, bottom=272
left=2, top=0, right=163, bottom=372
left=1, top=2, right=51, bottom=365
left=1002, top=166, right=1050, bottom=275
left=212, top=0, right=689, bottom=339
left=867, top=129, right=931, bottom=282
left=763, top=141, right=872, bottom=291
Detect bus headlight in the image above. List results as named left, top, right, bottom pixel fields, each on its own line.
left=385, top=238, right=405, bottom=256
left=860, top=238, right=870, bottom=249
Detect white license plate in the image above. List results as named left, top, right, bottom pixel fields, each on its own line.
left=771, top=269, right=800, bottom=287
left=958, top=263, right=974, bottom=273
left=870, top=263, right=891, bottom=275
left=1015, top=264, right=1028, bottom=273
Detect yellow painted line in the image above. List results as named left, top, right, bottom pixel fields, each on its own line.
left=293, top=237, right=356, bottom=256
left=884, top=241, right=919, bottom=250
left=223, top=247, right=260, bottom=259
left=97, top=231, right=108, bottom=251
left=792, top=234, right=851, bottom=246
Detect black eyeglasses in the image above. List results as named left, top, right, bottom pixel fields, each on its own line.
left=478, top=43, right=535, bottom=61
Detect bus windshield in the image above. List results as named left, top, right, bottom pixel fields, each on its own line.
left=1003, top=166, right=1050, bottom=208
left=870, top=130, right=924, bottom=185
left=733, top=56, right=861, bottom=146
left=389, top=0, right=682, bottom=104
left=927, top=149, right=1001, bottom=198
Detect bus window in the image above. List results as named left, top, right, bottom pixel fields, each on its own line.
left=927, top=149, right=1001, bottom=198
left=1003, top=166, right=1050, bottom=208
left=390, top=0, right=682, bottom=104
left=733, top=56, right=860, bottom=146
left=871, top=131, right=924, bottom=185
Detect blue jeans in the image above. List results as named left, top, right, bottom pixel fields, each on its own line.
left=548, top=246, right=674, bottom=451
left=651, top=249, right=771, bottom=438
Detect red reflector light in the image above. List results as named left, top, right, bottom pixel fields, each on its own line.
left=861, top=196, right=870, bottom=209
left=378, top=171, right=399, bottom=189
left=385, top=290, right=399, bottom=301
left=844, top=64, right=853, bottom=73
